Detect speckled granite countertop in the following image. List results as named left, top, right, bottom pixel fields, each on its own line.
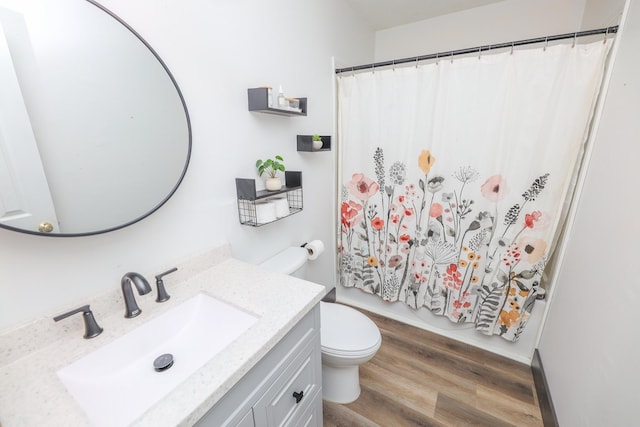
left=0, top=243, right=325, bottom=426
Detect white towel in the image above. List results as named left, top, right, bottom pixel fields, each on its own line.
left=272, top=197, right=290, bottom=218
left=255, top=201, right=277, bottom=224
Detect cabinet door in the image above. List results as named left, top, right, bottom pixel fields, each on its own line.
left=253, top=337, right=321, bottom=426
left=237, top=409, right=255, bottom=427
left=196, top=406, right=254, bottom=427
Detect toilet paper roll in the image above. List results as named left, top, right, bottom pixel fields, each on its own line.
left=272, top=197, right=290, bottom=218
left=305, top=240, right=325, bottom=260
left=255, top=201, right=277, bottom=224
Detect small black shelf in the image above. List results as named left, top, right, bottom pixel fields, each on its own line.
left=235, top=171, right=303, bottom=226
left=236, top=171, right=302, bottom=200
left=297, top=135, right=332, bottom=152
left=248, top=88, right=307, bottom=116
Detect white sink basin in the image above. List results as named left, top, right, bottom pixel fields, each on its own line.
left=57, top=293, right=258, bottom=427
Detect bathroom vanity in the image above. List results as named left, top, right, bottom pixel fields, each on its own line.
left=196, top=305, right=321, bottom=426
left=0, top=244, right=325, bottom=426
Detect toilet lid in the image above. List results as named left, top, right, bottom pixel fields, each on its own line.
left=320, top=302, right=381, bottom=355
left=259, top=247, right=307, bottom=275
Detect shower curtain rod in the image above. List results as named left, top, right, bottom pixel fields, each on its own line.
left=335, top=26, right=618, bottom=74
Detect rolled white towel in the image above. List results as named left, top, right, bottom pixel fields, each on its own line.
left=272, top=197, right=290, bottom=218
left=255, top=201, right=277, bottom=224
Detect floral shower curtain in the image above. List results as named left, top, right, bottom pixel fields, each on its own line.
left=337, top=41, right=611, bottom=342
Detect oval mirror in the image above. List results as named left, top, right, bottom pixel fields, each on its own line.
left=0, top=0, right=191, bottom=236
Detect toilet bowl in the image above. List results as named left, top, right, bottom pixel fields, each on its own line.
left=260, top=247, right=382, bottom=404
left=320, top=300, right=381, bottom=403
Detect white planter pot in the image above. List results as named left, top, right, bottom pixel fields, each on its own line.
left=312, top=139, right=323, bottom=150
left=265, top=177, right=282, bottom=191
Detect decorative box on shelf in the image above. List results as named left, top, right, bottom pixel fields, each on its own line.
left=296, top=135, right=332, bottom=152
left=247, top=88, right=307, bottom=116
left=235, top=171, right=303, bottom=227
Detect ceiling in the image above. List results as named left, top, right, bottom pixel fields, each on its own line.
left=345, top=0, right=506, bottom=30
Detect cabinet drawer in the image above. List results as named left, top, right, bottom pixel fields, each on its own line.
left=284, top=388, right=322, bottom=427
left=254, top=336, right=321, bottom=427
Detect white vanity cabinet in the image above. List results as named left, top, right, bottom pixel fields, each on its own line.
left=196, top=304, right=322, bottom=427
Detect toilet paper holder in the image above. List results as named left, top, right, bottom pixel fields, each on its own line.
left=301, top=240, right=325, bottom=260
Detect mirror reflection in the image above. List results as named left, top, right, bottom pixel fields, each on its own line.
left=0, top=0, right=191, bottom=236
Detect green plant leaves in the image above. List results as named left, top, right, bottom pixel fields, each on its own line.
left=255, top=155, right=285, bottom=177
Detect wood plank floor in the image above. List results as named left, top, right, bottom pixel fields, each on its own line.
left=323, top=308, right=543, bottom=427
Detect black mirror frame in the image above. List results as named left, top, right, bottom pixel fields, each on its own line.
left=0, top=0, right=192, bottom=237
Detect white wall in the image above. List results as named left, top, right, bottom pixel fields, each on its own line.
left=374, top=0, right=587, bottom=62
left=0, top=0, right=374, bottom=332
left=373, top=0, right=627, bottom=64
left=582, top=0, right=626, bottom=29
left=538, top=0, right=639, bottom=425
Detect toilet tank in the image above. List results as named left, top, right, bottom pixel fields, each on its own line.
left=260, top=247, right=308, bottom=279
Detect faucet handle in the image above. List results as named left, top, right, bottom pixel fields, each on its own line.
left=53, top=305, right=103, bottom=339
left=155, top=267, right=178, bottom=303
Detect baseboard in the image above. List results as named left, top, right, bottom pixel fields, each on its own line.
left=531, top=349, right=559, bottom=427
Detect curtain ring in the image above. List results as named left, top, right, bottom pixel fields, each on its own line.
left=510, top=42, right=514, bottom=55
left=415, top=57, right=419, bottom=68
left=450, top=51, right=454, bottom=64
left=543, top=36, right=548, bottom=51
left=604, top=27, right=609, bottom=44
left=478, top=47, right=481, bottom=60
left=572, top=32, right=577, bottom=48
left=372, top=63, right=375, bottom=74
left=392, top=60, right=396, bottom=71
left=435, top=52, right=439, bottom=66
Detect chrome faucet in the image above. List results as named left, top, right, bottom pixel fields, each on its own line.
left=121, top=272, right=151, bottom=318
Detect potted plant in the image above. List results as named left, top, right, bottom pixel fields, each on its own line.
left=312, top=134, right=323, bottom=150
left=256, top=155, right=285, bottom=191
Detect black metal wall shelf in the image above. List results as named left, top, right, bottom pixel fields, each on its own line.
left=235, top=171, right=303, bottom=226
left=248, top=88, right=307, bottom=116
left=297, top=135, right=331, bottom=152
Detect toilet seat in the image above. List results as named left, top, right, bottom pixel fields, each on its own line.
left=320, top=302, right=381, bottom=357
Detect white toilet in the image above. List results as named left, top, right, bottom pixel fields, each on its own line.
left=260, top=247, right=382, bottom=404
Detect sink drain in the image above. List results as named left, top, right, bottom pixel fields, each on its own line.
left=153, top=353, right=174, bottom=372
